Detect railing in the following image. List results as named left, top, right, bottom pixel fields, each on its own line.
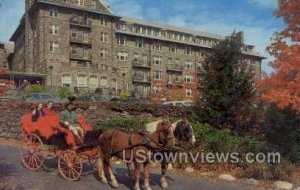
left=167, top=78, right=183, bottom=85
left=70, top=53, right=92, bottom=61
left=166, top=65, right=183, bottom=72
left=132, top=60, right=151, bottom=68
left=70, top=36, right=92, bottom=44
left=133, top=75, right=151, bottom=82
left=70, top=17, right=92, bottom=28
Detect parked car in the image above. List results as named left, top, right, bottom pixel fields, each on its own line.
left=24, top=93, right=68, bottom=103
left=74, top=94, right=109, bottom=103
left=109, top=97, right=149, bottom=104
left=161, top=100, right=193, bottom=107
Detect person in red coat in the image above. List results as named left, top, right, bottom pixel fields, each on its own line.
left=43, top=101, right=55, bottom=115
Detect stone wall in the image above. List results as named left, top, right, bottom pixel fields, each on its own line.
left=0, top=101, right=187, bottom=139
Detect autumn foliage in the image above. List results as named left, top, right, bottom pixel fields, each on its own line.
left=259, top=0, right=300, bottom=112
left=0, top=68, right=12, bottom=96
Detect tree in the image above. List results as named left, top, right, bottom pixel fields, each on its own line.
left=167, top=84, right=185, bottom=101
left=259, top=0, right=300, bottom=112
left=148, top=80, right=167, bottom=104
left=196, top=32, right=256, bottom=130
left=0, top=68, right=12, bottom=96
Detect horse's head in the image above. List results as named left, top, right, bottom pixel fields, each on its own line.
left=156, top=120, right=175, bottom=149
left=174, top=120, right=196, bottom=146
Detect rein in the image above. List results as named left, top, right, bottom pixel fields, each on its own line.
left=110, top=130, right=174, bottom=156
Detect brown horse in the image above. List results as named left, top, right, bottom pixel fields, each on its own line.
left=96, top=120, right=175, bottom=190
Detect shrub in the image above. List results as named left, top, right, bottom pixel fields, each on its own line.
left=58, top=86, right=72, bottom=98
left=23, top=84, right=49, bottom=98
left=261, top=104, right=300, bottom=163
left=193, top=123, right=267, bottom=153
left=119, top=91, right=131, bottom=101
left=240, top=160, right=294, bottom=180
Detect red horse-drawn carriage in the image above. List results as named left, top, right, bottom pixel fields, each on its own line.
left=19, top=112, right=100, bottom=181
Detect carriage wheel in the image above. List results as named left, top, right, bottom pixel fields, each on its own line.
left=19, top=133, right=45, bottom=171
left=58, top=150, right=83, bottom=181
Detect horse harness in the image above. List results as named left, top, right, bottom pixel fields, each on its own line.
left=110, top=129, right=174, bottom=156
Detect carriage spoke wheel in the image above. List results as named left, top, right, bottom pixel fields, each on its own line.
left=19, top=133, right=45, bottom=171
left=58, top=150, right=82, bottom=181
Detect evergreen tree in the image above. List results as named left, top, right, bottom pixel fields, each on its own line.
left=196, top=32, right=256, bottom=130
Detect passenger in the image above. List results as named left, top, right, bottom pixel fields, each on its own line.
left=43, top=101, right=55, bottom=115
left=60, top=102, right=84, bottom=145
left=31, top=103, right=44, bottom=122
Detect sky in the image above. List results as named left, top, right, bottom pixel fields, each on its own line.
left=0, top=0, right=284, bottom=74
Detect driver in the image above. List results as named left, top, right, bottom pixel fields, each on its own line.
left=60, top=102, right=84, bottom=145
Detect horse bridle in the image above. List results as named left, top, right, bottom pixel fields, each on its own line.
left=110, top=122, right=175, bottom=155
left=144, top=122, right=175, bottom=151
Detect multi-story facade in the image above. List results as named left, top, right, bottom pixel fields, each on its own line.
left=9, top=0, right=264, bottom=99
left=0, top=42, right=8, bottom=68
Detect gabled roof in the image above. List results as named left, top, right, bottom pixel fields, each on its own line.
left=120, top=16, right=224, bottom=40
left=97, top=0, right=113, bottom=14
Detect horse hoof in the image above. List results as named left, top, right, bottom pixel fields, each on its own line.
left=134, top=187, right=141, bottom=190
left=110, top=181, right=119, bottom=189
left=161, top=181, right=169, bottom=189
left=145, top=186, right=152, bottom=190
left=100, top=178, right=108, bottom=184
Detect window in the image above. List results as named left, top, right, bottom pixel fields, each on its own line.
left=71, top=46, right=77, bottom=54
left=100, top=32, right=108, bottom=42
left=152, top=41, right=161, bottom=51
left=185, top=75, right=193, bottom=83
left=49, top=10, right=58, bottom=17
left=89, top=75, right=98, bottom=88
left=142, top=55, right=148, bottom=64
left=185, top=61, right=194, bottom=69
left=50, top=24, right=58, bottom=35
left=100, top=48, right=108, bottom=58
left=83, top=32, right=89, bottom=43
left=101, top=64, right=108, bottom=70
left=71, top=31, right=77, bottom=38
left=83, top=48, right=89, bottom=59
left=116, top=35, right=126, bottom=45
left=153, top=71, right=162, bottom=80
left=77, top=74, right=87, bottom=87
left=49, top=42, right=59, bottom=53
left=185, top=46, right=192, bottom=55
left=153, top=56, right=162, bottom=65
left=136, top=39, right=144, bottom=48
left=76, top=0, right=84, bottom=6
left=186, top=88, right=193, bottom=97
left=117, top=23, right=126, bottom=31
left=133, top=53, right=139, bottom=62
left=100, top=17, right=108, bottom=26
left=62, top=74, right=71, bottom=87
left=153, top=85, right=162, bottom=94
left=167, top=58, right=172, bottom=66
left=100, top=76, right=108, bottom=87
left=116, top=51, right=128, bottom=61
left=169, top=44, right=177, bottom=53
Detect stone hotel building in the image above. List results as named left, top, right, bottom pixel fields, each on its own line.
left=9, top=0, right=264, bottom=98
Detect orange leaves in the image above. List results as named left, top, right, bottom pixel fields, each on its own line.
left=167, top=85, right=185, bottom=101
left=259, top=0, right=300, bottom=112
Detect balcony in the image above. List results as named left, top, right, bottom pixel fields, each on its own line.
left=166, top=64, right=183, bottom=72
left=70, top=53, right=92, bottom=61
left=132, top=60, right=151, bottom=69
left=167, top=79, right=183, bottom=86
left=70, top=36, right=92, bottom=45
left=70, top=17, right=92, bottom=28
left=133, top=75, right=151, bottom=84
